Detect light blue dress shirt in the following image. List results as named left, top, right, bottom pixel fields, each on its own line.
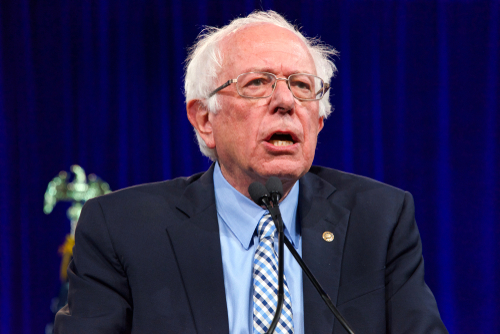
left=213, top=163, right=304, bottom=334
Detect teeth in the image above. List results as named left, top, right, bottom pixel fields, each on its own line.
left=270, top=140, right=294, bottom=146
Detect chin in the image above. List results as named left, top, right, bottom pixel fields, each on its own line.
left=256, top=159, right=310, bottom=182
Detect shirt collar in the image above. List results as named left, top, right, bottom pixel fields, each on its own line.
left=213, top=162, right=300, bottom=250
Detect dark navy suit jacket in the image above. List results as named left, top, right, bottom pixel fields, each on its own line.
left=55, top=165, right=447, bottom=333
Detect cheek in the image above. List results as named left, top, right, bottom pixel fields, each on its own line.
left=304, top=133, right=318, bottom=156
left=302, top=116, right=321, bottom=158
left=213, top=102, right=259, bottom=150
left=224, top=100, right=267, bottom=138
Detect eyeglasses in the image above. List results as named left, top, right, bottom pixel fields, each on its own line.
left=208, top=71, right=330, bottom=101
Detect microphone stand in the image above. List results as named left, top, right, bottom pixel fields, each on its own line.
left=265, top=178, right=355, bottom=334
left=249, top=180, right=355, bottom=334
left=271, top=212, right=355, bottom=334
left=259, top=197, right=285, bottom=334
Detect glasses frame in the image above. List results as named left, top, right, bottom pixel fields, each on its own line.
left=207, top=71, right=330, bottom=101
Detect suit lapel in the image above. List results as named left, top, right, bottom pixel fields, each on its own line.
left=300, top=172, right=350, bottom=333
left=166, top=165, right=229, bottom=334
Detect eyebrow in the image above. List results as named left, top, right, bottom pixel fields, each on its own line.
left=239, top=67, right=274, bottom=74
left=241, top=67, right=313, bottom=76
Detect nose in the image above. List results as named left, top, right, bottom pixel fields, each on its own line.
left=271, top=78, right=295, bottom=112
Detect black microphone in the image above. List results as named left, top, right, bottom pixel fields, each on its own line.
left=248, top=182, right=271, bottom=207
left=263, top=178, right=356, bottom=334
left=266, top=176, right=283, bottom=204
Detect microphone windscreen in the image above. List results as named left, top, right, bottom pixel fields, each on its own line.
left=248, top=182, right=269, bottom=205
left=266, top=176, right=283, bottom=198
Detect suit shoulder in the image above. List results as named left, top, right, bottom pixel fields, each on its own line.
left=308, top=165, right=406, bottom=198
left=308, top=166, right=413, bottom=230
left=87, top=171, right=205, bottom=209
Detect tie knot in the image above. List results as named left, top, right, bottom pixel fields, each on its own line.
left=257, top=214, right=276, bottom=240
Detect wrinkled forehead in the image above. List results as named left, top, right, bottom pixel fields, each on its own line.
left=218, top=23, right=316, bottom=79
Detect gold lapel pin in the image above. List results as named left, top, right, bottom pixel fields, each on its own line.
left=322, top=231, right=334, bottom=242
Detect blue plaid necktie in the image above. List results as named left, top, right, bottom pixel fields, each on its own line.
left=253, top=214, right=294, bottom=334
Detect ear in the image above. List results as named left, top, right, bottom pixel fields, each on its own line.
left=318, top=116, right=324, bottom=133
left=186, top=99, right=216, bottom=149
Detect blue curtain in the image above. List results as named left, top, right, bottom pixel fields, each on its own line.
left=0, top=1, right=498, bottom=333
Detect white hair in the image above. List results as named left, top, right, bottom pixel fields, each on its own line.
left=184, top=10, right=338, bottom=161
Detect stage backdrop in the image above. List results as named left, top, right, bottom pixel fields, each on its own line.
left=0, top=1, right=498, bottom=333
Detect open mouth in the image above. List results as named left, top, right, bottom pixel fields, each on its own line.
left=268, top=133, right=295, bottom=146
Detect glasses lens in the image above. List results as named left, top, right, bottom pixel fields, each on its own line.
left=236, top=72, right=275, bottom=98
left=289, top=74, right=324, bottom=100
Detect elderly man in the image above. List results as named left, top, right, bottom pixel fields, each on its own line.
left=55, top=11, right=447, bottom=334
